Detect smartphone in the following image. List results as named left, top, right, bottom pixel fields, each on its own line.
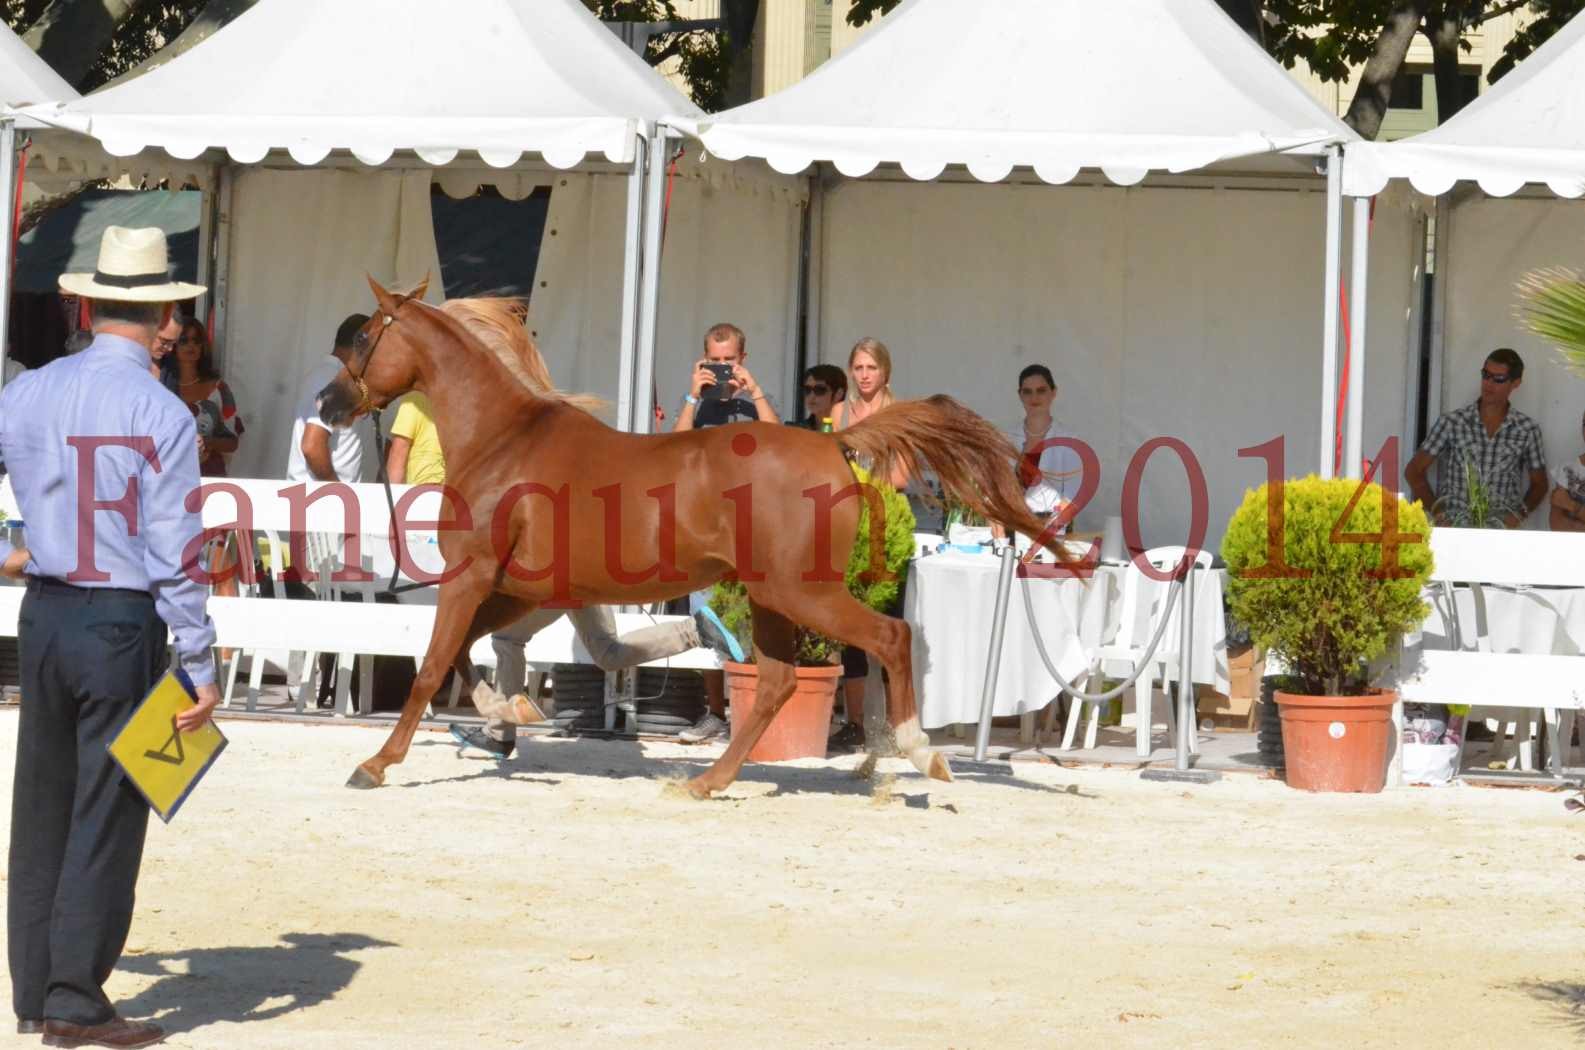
left=702, top=362, right=734, bottom=400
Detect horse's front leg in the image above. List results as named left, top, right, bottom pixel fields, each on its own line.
left=347, top=567, right=494, bottom=789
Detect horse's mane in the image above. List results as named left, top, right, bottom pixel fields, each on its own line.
left=437, top=297, right=607, bottom=417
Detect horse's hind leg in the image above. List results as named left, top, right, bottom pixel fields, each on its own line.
left=347, top=577, right=524, bottom=789
left=765, top=585, right=950, bottom=784
left=684, top=601, right=799, bottom=799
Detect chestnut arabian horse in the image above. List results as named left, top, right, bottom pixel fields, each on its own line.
left=318, top=277, right=1064, bottom=798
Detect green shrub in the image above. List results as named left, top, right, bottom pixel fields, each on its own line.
left=711, top=473, right=916, bottom=667
left=1221, top=475, right=1433, bottom=696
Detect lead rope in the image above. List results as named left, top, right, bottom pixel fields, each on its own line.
left=1016, top=564, right=1189, bottom=703
left=367, top=405, right=433, bottom=597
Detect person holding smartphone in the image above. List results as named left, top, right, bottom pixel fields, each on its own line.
left=669, top=323, right=777, bottom=743
left=671, top=322, right=779, bottom=432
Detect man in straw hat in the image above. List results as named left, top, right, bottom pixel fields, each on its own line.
left=3, top=226, right=217, bottom=1049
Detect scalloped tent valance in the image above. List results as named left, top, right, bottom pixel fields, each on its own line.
left=14, top=0, right=700, bottom=171
left=664, top=0, right=1355, bottom=186
left=1342, top=10, right=1585, bottom=199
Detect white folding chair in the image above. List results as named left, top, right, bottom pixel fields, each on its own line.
left=220, top=527, right=300, bottom=712
left=296, top=530, right=380, bottom=717
left=1061, top=545, right=1212, bottom=758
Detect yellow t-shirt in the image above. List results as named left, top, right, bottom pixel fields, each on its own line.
left=389, top=393, right=447, bottom=485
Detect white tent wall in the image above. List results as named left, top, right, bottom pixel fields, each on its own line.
left=820, top=178, right=1421, bottom=551
left=532, top=162, right=805, bottom=420
left=1441, top=195, right=1585, bottom=527
left=222, top=168, right=442, bottom=479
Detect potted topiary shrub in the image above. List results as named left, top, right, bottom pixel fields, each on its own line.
left=1221, top=475, right=1433, bottom=793
left=710, top=473, right=916, bottom=761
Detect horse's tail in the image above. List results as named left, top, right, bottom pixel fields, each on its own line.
left=837, top=394, right=1069, bottom=561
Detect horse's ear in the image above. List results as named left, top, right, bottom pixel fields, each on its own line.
left=367, top=274, right=400, bottom=316
left=403, top=273, right=431, bottom=303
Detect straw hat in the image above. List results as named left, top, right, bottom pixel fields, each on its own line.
left=58, top=226, right=206, bottom=302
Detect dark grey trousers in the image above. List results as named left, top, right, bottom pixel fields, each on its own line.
left=8, top=579, right=166, bottom=1026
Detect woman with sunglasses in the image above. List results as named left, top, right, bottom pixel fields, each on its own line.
left=789, top=364, right=847, bottom=428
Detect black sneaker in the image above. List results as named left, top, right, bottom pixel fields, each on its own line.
left=693, top=607, right=746, bottom=663
left=449, top=723, right=515, bottom=760
left=827, top=721, right=866, bottom=753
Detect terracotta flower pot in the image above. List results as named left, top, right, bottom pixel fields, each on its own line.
left=723, top=661, right=841, bottom=762
left=1275, top=689, right=1396, bottom=793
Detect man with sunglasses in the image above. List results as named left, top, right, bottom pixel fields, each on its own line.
left=789, top=364, right=847, bottom=429
left=1406, top=348, right=1547, bottom=528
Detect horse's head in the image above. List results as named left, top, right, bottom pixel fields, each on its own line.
left=317, top=274, right=431, bottom=427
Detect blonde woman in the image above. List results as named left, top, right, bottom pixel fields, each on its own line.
left=829, top=336, right=895, bottom=429
left=827, top=337, right=902, bottom=753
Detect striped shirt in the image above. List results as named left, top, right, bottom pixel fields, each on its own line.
left=1420, top=399, right=1546, bottom=527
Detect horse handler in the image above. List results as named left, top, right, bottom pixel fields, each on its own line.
left=3, top=227, right=220, bottom=1049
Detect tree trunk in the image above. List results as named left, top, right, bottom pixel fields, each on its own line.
left=1213, top=0, right=1266, bottom=47
left=100, top=0, right=260, bottom=88
left=1342, top=2, right=1427, bottom=140
left=22, top=0, right=140, bottom=90
left=720, top=0, right=758, bottom=108
left=1428, top=11, right=1474, bottom=124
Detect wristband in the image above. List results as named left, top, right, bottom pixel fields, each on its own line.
left=684, top=394, right=699, bottom=406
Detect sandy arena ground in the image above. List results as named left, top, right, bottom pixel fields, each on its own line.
left=1, top=712, right=1583, bottom=1049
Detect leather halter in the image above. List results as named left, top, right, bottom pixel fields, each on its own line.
left=347, top=305, right=402, bottom=417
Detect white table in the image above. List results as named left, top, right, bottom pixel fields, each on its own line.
left=906, top=551, right=1229, bottom=731
left=1415, top=583, right=1585, bottom=656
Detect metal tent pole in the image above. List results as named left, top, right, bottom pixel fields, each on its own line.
left=614, top=127, right=648, bottom=433
left=1345, top=194, right=1371, bottom=479
left=632, top=130, right=669, bottom=435
left=1319, top=145, right=1344, bottom=479
left=1175, top=562, right=1196, bottom=771
left=0, top=120, right=17, bottom=389
left=974, top=545, right=1018, bottom=762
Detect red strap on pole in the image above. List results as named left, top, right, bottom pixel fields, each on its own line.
left=650, top=147, right=682, bottom=423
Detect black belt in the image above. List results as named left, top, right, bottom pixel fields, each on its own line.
left=25, top=577, right=151, bottom=601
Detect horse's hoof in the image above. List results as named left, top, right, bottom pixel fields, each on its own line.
left=683, top=776, right=714, bottom=800
left=928, top=752, right=954, bottom=783
left=853, top=753, right=879, bottom=781
left=908, top=747, right=953, bottom=783
left=346, top=766, right=383, bottom=790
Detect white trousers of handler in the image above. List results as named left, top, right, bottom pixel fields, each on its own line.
left=486, top=607, right=700, bottom=744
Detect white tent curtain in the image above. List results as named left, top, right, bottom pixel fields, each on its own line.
left=532, top=158, right=805, bottom=421
left=222, top=168, right=441, bottom=479
left=817, top=177, right=1422, bottom=550
left=1438, top=194, right=1585, bottom=528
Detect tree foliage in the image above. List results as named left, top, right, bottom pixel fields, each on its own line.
left=580, top=0, right=741, bottom=111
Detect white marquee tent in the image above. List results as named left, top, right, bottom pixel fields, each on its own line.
left=1343, top=10, right=1585, bottom=528
left=664, top=0, right=1419, bottom=551
left=8, top=0, right=805, bottom=477
left=0, top=21, right=79, bottom=361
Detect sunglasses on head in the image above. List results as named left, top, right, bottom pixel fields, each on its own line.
left=1480, top=368, right=1513, bottom=384
left=803, top=383, right=829, bottom=395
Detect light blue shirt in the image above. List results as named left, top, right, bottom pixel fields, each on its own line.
left=0, top=333, right=218, bottom=686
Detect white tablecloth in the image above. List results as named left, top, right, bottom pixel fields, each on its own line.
left=1414, top=584, right=1585, bottom=657
left=906, top=551, right=1228, bottom=730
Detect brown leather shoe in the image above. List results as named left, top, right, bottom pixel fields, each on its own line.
left=41, top=1017, right=164, bottom=1048
left=17, top=1018, right=44, bottom=1035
